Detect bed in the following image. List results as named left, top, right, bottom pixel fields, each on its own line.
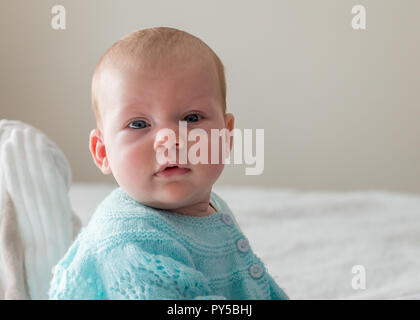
left=69, top=183, right=420, bottom=300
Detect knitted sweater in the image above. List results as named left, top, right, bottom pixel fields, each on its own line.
left=48, top=187, right=289, bottom=300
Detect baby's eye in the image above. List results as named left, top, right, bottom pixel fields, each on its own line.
left=128, top=120, right=149, bottom=129
left=183, top=113, right=203, bottom=123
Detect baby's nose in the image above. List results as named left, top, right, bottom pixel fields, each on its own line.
left=153, top=127, right=185, bottom=153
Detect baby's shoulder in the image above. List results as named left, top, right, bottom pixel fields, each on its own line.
left=81, top=214, right=186, bottom=265
left=49, top=215, right=193, bottom=299
left=86, top=187, right=173, bottom=239
left=52, top=198, right=179, bottom=270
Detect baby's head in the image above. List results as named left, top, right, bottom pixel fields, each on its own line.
left=89, top=27, right=234, bottom=216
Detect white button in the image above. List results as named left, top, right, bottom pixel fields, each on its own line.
left=221, top=213, right=233, bottom=226
left=236, top=238, right=249, bottom=253
left=249, top=264, right=264, bottom=279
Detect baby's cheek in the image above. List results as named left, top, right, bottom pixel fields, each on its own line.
left=198, top=162, right=224, bottom=189
left=207, top=131, right=230, bottom=165
left=127, top=148, right=152, bottom=174
left=198, top=140, right=225, bottom=179
left=112, top=145, right=151, bottom=182
left=191, top=131, right=227, bottom=181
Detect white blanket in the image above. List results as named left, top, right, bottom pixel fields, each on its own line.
left=70, top=183, right=420, bottom=300
left=0, top=120, right=80, bottom=300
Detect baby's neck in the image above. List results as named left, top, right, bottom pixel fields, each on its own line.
left=168, top=199, right=216, bottom=217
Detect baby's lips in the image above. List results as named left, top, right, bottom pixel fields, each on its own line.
left=155, top=162, right=190, bottom=174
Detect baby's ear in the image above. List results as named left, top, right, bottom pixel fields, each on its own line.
left=224, top=113, right=234, bottom=132
left=224, top=113, right=235, bottom=152
left=89, top=129, right=111, bottom=175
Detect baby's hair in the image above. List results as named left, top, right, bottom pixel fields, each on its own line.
left=91, top=26, right=227, bottom=130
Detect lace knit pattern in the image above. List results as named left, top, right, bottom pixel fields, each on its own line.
left=48, top=188, right=289, bottom=300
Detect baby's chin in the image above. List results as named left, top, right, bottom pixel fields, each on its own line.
left=126, top=183, right=199, bottom=210
left=152, top=184, right=198, bottom=208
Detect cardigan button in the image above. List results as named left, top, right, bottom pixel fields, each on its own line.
left=249, top=264, right=264, bottom=279
left=221, top=213, right=233, bottom=226
left=236, top=238, right=249, bottom=253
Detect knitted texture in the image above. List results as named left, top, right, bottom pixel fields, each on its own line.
left=48, top=187, right=289, bottom=300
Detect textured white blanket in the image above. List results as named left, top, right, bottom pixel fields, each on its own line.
left=70, top=183, right=420, bottom=300
left=0, top=120, right=80, bottom=300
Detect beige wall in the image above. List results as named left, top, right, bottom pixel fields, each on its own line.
left=1, top=0, right=419, bottom=193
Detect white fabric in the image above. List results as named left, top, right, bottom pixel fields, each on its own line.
left=69, top=184, right=420, bottom=300
left=0, top=120, right=80, bottom=300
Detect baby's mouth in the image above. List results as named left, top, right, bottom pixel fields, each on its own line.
left=154, top=165, right=191, bottom=178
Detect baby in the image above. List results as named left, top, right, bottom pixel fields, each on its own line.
left=48, top=27, right=288, bottom=300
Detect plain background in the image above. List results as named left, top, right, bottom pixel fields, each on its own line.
left=1, top=0, right=419, bottom=193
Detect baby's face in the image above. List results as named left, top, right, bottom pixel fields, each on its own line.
left=90, top=57, right=234, bottom=213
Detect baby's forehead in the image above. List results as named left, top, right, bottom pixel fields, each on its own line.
left=115, top=52, right=215, bottom=77
left=95, top=48, right=223, bottom=118
left=103, top=53, right=217, bottom=91
left=99, top=59, right=218, bottom=109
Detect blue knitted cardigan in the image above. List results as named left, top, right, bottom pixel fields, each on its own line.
left=48, top=187, right=289, bottom=300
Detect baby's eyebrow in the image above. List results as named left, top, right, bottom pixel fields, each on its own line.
left=112, top=105, right=148, bottom=122
left=119, top=102, right=151, bottom=113
left=115, top=94, right=218, bottom=120
left=121, top=101, right=149, bottom=110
